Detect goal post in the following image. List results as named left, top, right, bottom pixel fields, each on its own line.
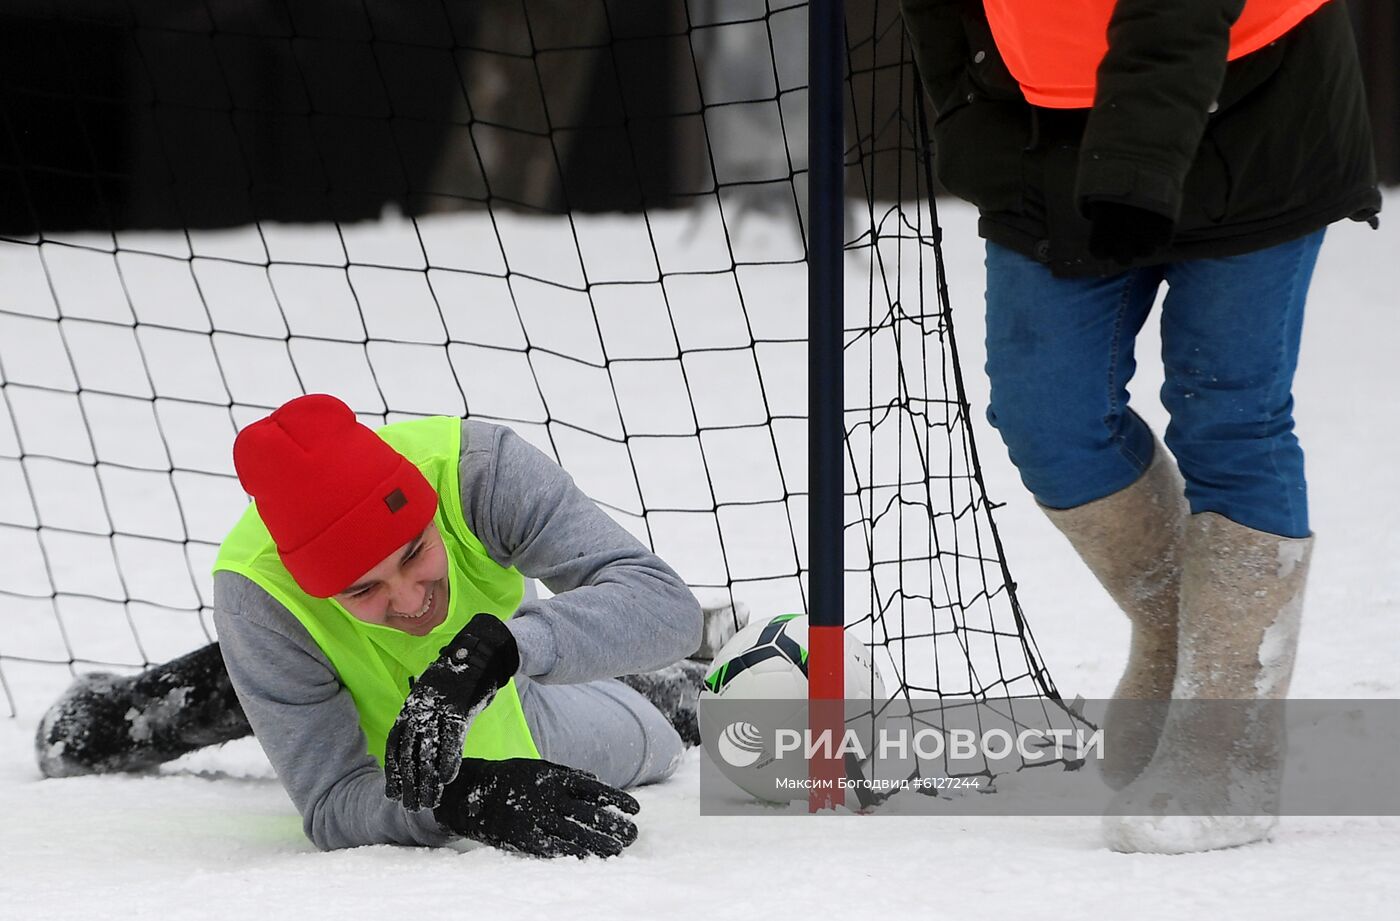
left=806, top=0, right=846, bottom=811
left=0, top=0, right=1073, bottom=794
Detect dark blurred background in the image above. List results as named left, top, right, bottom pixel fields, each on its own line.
left=0, top=0, right=1394, bottom=236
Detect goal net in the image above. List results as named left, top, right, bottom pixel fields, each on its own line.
left=0, top=0, right=1073, bottom=783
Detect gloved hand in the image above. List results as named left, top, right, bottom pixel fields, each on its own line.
left=384, top=613, right=520, bottom=811
left=434, top=757, right=641, bottom=859
left=1086, top=201, right=1175, bottom=266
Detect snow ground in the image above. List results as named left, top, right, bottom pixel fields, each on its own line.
left=2, top=195, right=1397, bottom=920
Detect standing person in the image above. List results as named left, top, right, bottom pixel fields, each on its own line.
left=37, top=393, right=719, bottom=858
left=899, top=0, right=1380, bottom=853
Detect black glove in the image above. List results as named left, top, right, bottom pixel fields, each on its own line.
left=1086, top=201, right=1175, bottom=266
left=384, top=613, right=520, bottom=811
left=434, top=757, right=641, bottom=859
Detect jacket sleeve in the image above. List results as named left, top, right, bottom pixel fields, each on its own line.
left=899, top=0, right=970, bottom=114
left=460, top=422, right=703, bottom=685
left=212, top=571, right=454, bottom=852
left=1076, top=0, right=1247, bottom=222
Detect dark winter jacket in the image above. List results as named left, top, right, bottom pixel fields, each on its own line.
left=901, top=0, right=1382, bottom=277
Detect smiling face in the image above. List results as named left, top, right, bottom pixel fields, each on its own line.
left=333, top=524, right=450, bottom=636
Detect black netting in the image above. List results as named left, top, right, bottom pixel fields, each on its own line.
left=0, top=0, right=1071, bottom=779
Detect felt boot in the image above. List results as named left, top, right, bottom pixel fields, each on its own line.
left=1103, top=512, right=1312, bottom=854
left=36, top=642, right=251, bottom=777
left=1041, top=440, right=1187, bottom=789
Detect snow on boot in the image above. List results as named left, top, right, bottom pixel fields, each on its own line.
left=617, top=659, right=709, bottom=748
left=36, top=642, right=252, bottom=778
left=693, top=599, right=750, bottom=661
left=1040, top=438, right=1186, bottom=789
left=1103, top=512, right=1313, bottom=854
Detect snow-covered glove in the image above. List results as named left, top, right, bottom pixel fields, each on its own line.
left=434, top=757, right=641, bottom=859
left=1087, top=201, right=1175, bottom=266
left=384, top=613, right=520, bottom=811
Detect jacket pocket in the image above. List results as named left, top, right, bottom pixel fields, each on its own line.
left=1178, top=34, right=1288, bottom=230
left=1178, top=134, right=1231, bottom=227
left=931, top=72, right=1029, bottom=214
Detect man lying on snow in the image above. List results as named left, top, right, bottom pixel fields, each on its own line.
left=37, top=393, right=737, bottom=857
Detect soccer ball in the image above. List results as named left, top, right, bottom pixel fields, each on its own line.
left=698, top=613, right=885, bottom=802
left=701, top=613, right=883, bottom=700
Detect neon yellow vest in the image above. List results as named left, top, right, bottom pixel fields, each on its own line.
left=213, top=415, right=540, bottom=765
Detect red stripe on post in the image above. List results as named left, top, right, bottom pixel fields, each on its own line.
left=808, top=624, right=845, bottom=811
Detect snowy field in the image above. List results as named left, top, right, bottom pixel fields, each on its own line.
left=2, top=194, right=1397, bottom=919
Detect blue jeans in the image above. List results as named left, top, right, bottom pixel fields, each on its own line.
left=983, top=231, right=1325, bottom=539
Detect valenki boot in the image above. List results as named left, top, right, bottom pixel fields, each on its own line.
left=36, top=642, right=252, bottom=777
left=691, top=599, right=751, bottom=661
left=1040, top=440, right=1187, bottom=789
left=1103, top=512, right=1313, bottom=854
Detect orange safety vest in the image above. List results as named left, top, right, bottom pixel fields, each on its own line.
left=983, top=0, right=1330, bottom=109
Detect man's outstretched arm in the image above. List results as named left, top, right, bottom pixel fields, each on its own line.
left=460, top=422, right=703, bottom=686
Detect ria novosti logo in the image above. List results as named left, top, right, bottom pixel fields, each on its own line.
left=717, top=721, right=767, bottom=767
left=717, top=721, right=1103, bottom=766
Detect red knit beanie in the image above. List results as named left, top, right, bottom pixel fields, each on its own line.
left=232, top=394, right=438, bottom=598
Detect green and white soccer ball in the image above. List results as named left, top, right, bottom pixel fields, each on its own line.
left=698, top=613, right=885, bottom=802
